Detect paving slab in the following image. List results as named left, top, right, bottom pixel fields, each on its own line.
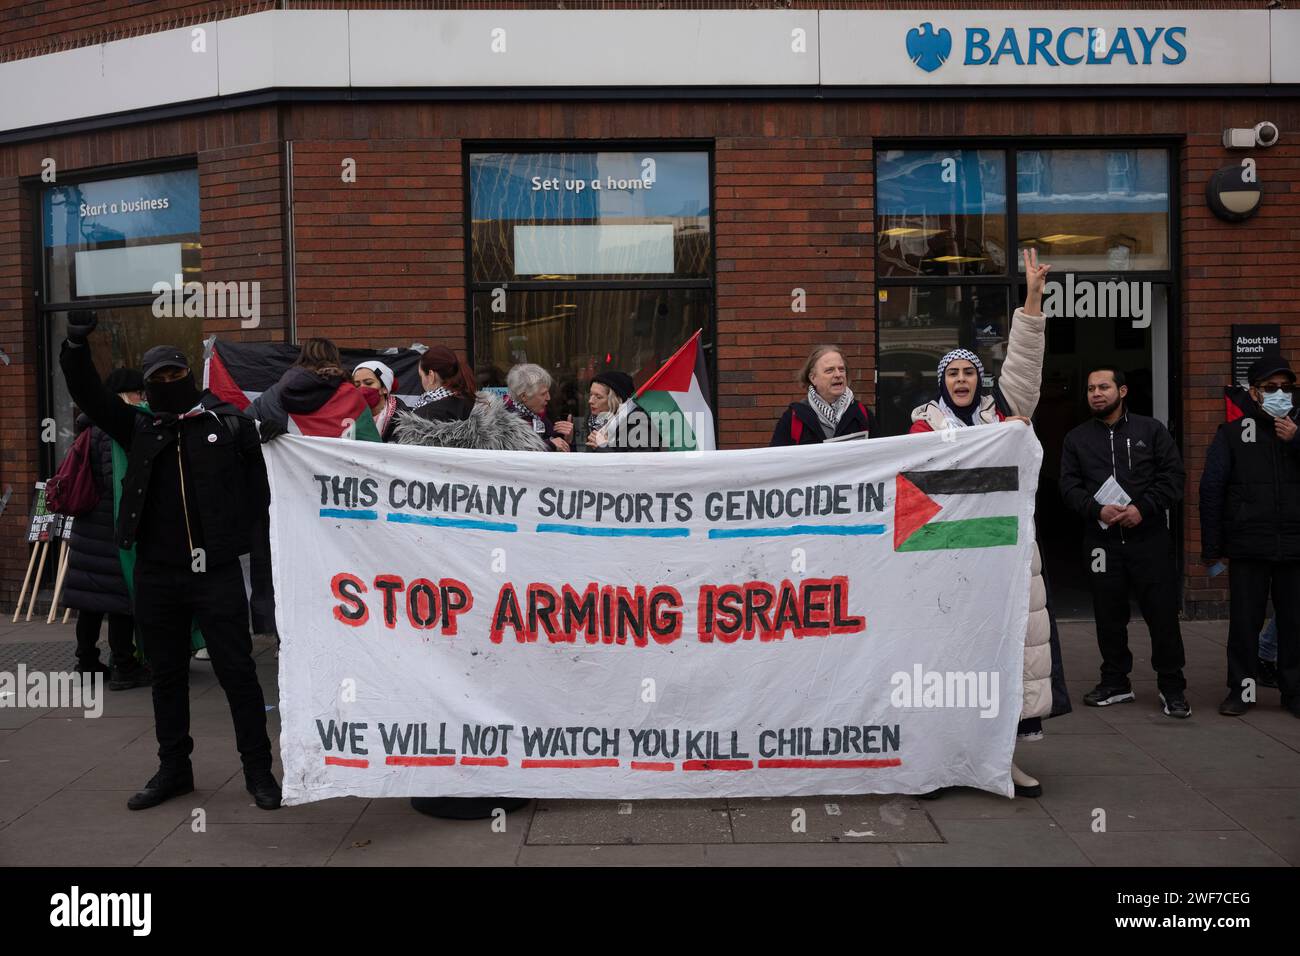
left=329, top=802, right=531, bottom=866
left=527, top=799, right=733, bottom=845
left=1239, top=706, right=1300, bottom=752
left=701, top=843, right=900, bottom=866
left=0, top=714, right=153, bottom=759
left=63, top=733, right=242, bottom=792
left=1036, top=774, right=1238, bottom=833
left=1068, top=829, right=1290, bottom=867
left=1120, top=721, right=1300, bottom=788
left=896, top=818, right=1091, bottom=867
left=0, top=705, right=50, bottom=730
left=1018, top=732, right=1168, bottom=777
left=0, top=752, right=108, bottom=828
left=1035, top=707, right=1115, bottom=735
left=200, top=773, right=368, bottom=825
left=914, top=787, right=1050, bottom=821
left=141, top=823, right=352, bottom=866
left=0, top=787, right=201, bottom=866
left=516, top=843, right=707, bottom=866
left=1199, top=788, right=1300, bottom=865
left=726, top=795, right=940, bottom=843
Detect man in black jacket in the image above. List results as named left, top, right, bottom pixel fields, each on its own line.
left=1199, top=355, right=1300, bottom=718
left=1060, top=367, right=1190, bottom=718
left=60, top=311, right=281, bottom=811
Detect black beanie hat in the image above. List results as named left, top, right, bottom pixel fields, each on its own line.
left=592, top=370, right=635, bottom=402
left=105, top=367, right=145, bottom=394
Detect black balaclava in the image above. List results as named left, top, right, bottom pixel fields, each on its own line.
left=146, top=373, right=202, bottom=415
left=936, top=348, right=985, bottom=426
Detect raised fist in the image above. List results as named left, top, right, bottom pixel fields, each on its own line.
left=66, top=310, right=98, bottom=345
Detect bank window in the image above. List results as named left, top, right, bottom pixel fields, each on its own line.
left=468, top=149, right=712, bottom=431
left=1017, top=148, right=1169, bottom=272
left=40, top=168, right=203, bottom=462
left=876, top=149, right=1008, bottom=278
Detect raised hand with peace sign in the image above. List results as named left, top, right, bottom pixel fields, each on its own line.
left=1022, top=247, right=1053, bottom=318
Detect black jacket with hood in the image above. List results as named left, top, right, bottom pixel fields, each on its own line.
left=1199, top=389, right=1300, bottom=562
left=60, top=341, right=270, bottom=568
left=1059, top=407, right=1185, bottom=543
left=62, top=415, right=131, bottom=615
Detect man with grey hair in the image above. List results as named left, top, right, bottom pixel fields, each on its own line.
left=503, top=363, right=573, bottom=452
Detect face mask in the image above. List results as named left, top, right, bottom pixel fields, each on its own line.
left=146, top=373, right=201, bottom=414
left=1261, top=389, right=1294, bottom=418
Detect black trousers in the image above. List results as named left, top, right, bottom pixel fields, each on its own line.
left=1227, top=559, right=1300, bottom=704
left=249, top=515, right=277, bottom=636
left=74, top=611, right=136, bottom=671
left=1086, top=527, right=1186, bottom=695
left=133, top=557, right=271, bottom=776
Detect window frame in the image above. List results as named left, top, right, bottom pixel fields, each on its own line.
left=461, top=140, right=718, bottom=420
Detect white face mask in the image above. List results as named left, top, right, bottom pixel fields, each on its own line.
left=1260, top=389, right=1294, bottom=418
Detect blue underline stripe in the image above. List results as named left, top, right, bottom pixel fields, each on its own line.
left=319, top=509, right=378, bottom=520
left=709, top=524, right=887, bottom=539
left=536, top=524, right=690, bottom=538
left=386, top=513, right=518, bottom=533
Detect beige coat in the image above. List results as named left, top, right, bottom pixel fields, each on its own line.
left=909, top=308, right=1051, bottom=720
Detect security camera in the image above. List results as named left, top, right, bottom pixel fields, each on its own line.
left=1255, top=121, right=1281, bottom=147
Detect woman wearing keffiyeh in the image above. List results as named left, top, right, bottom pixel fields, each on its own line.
left=909, top=248, right=1068, bottom=801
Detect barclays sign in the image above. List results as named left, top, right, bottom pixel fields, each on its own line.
left=906, top=21, right=1188, bottom=73
left=823, top=11, right=1269, bottom=86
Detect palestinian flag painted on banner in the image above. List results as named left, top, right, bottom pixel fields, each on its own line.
left=204, top=337, right=424, bottom=439
left=894, top=467, right=1020, bottom=552
left=613, top=330, right=716, bottom=451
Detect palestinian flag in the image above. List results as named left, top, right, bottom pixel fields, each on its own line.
left=894, top=467, right=1020, bottom=552
left=1224, top=385, right=1254, bottom=423
left=611, top=330, right=716, bottom=451
left=205, top=337, right=424, bottom=439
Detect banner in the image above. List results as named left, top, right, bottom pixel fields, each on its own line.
left=267, top=424, right=1041, bottom=805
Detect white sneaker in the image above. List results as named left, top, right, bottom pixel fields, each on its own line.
left=193, top=647, right=210, bottom=661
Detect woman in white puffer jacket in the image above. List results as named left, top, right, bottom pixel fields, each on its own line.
left=908, top=249, right=1057, bottom=798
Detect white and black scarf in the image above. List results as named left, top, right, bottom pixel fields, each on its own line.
left=414, top=386, right=455, bottom=410
left=504, top=394, right=548, bottom=434
left=807, top=385, right=854, bottom=434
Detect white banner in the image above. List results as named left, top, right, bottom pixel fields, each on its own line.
left=267, top=425, right=1042, bottom=806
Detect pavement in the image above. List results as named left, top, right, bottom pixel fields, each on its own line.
left=0, top=615, right=1297, bottom=867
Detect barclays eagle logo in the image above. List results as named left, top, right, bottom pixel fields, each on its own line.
left=906, top=22, right=952, bottom=73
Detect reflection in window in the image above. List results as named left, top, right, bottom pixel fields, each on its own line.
left=876, top=286, right=1010, bottom=437
left=1018, top=150, right=1044, bottom=197
left=1017, top=149, right=1168, bottom=272
left=876, top=149, right=1008, bottom=278
left=470, top=152, right=711, bottom=282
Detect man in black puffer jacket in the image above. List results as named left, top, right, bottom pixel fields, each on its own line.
left=1200, top=355, right=1300, bottom=719
left=60, top=311, right=281, bottom=812
left=1060, top=367, right=1189, bottom=718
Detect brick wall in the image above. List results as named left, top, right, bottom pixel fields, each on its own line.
left=1181, top=132, right=1300, bottom=617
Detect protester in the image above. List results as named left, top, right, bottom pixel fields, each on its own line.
left=64, top=367, right=151, bottom=691
left=504, top=363, right=573, bottom=451
left=769, top=346, right=875, bottom=445
left=250, top=337, right=379, bottom=440
left=351, top=360, right=408, bottom=442
left=59, top=311, right=281, bottom=812
left=1060, top=367, right=1189, bottom=719
left=585, top=371, right=631, bottom=448
left=410, top=346, right=477, bottom=423
left=582, top=370, right=658, bottom=451
left=1199, top=355, right=1300, bottom=718
left=910, top=248, right=1057, bottom=799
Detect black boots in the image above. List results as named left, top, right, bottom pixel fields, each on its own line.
left=127, top=768, right=194, bottom=811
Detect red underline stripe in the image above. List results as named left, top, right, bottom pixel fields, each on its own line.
left=325, top=756, right=369, bottom=768
left=682, top=760, right=753, bottom=771
left=757, top=758, right=903, bottom=769
left=630, top=761, right=675, bottom=771
left=385, top=755, right=455, bottom=767
left=521, top=758, right=619, bottom=769
left=461, top=756, right=509, bottom=767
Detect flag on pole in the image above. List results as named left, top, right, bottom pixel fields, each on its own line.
left=609, top=330, right=716, bottom=451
